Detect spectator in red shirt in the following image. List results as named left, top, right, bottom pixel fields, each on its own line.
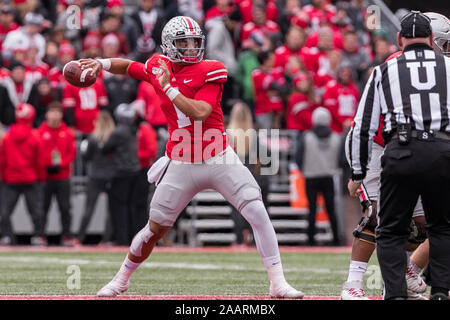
left=277, top=0, right=302, bottom=36
left=62, top=77, right=109, bottom=135
left=241, top=3, right=280, bottom=48
left=0, top=103, right=45, bottom=246
left=302, top=25, right=335, bottom=74
left=305, top=19, right=344, bottom=50
left=37, top=102, right=77, bottom=247
left=322, top=61, right=360, bottom=134
left=81, top=31, right=102, bottom=59
left=313, top=48, right=342, bottom=96
left=286, top=72, right=319, bottom=131
left=273, top=25, right=307, bottom=74
left=237, top=0, right=278, bottom=24
left=107, top=0, right=140, bottom=53
left=24, top=41, right=50, bottom=82
left=135, top=80, right=166, bottom=129
left=132, top=102, right=158, bottom=236
left=48, top=40, right=76, bottom=94
left=252, top=50, right=285, bottom=129
left=0, top=60, right=39, bottom=127
left=300, top=0, right=336, bottom=32
left=94, top=12, right=130, bottom=57
left=0, top=5, right=19, bottom=52
left=205, top=0, right=233, bottom=24
left=34, top=77, right=59, bottom=126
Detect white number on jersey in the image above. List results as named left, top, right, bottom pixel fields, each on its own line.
left=79, top=88, right=97, bottom=110
left=172, top=87, right=191, bottom=128
left=338, top=94, right=356, bottom=116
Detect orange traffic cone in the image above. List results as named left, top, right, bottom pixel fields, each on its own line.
left=315, top=193, right=330, bottom=223
left=289, top=163, right=308, bottom=208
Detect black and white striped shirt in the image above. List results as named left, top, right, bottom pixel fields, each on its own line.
left=350, top=43, right=450, bottom=180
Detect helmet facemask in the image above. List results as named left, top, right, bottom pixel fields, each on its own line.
left=434, top=37, right=450, bottom=57
left=172, top=36, right=205, bottom=63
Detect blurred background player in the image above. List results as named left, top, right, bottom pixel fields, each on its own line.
left=80, top=15, right=304, bottom=299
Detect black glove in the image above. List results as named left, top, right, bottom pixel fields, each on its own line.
left=46, top=165, right=61, bottom=175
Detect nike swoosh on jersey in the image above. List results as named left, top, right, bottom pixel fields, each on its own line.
left=184, top=79, right=193, bottom=83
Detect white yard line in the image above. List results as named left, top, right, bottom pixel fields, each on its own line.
left=0, top=256, right=347, bottom=274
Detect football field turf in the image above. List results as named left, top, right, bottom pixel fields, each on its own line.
left=0, top=246, right=392, bottom=299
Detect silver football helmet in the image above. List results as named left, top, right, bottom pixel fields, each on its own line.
left=161, top=16, right=205, bottom=64
left=424, top=12, right=450, bottom=56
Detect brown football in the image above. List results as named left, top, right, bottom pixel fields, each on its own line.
left=63, top=60, right=97, bottom=88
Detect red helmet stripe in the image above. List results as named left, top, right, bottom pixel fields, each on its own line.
left=184, top=17, right=194, bottom=32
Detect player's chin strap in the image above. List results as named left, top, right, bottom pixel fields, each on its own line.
left=352, top=184, right=377, bottom=245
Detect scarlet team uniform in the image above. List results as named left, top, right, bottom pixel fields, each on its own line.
left=62, top=79, right=108, bottom=134
left=136, top=80, right=167, bottom=127
left=25, top=62, right=49, bottom=82
left=273, top=44, right=309, bottom=74
left=48, top=66, right=66, bottom=91
left=128, top=53, right=228, bottom=162
left=240, top=20, right=280, bottom=44
left=37, top=121, right=76, bottom=181
left=322, top=79, right=360, bottom=133
left=300, top=3, right=336, bottom=31
left=237, top=0, right=278, bottom=24
left=96, top=16, right=304, bottom=300
left=286, top=92, right=317, bottom=131
left=251, top=68, right=284, bottom=116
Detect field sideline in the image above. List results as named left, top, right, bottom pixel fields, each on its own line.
left=0, top=245, right=398, bottom=300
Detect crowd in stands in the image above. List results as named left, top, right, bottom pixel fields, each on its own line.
left=0, top=0, right=400, bottom=247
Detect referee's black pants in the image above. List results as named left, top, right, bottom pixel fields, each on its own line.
left=376, top=138, right=450, bottom=299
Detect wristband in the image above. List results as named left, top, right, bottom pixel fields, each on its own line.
left=163, top=83, right=171, bottom=92
left=97, top=59, right=111, bottom=71
left=166, top=87, right=179, bottom=101
left=163, top=84, right=179, bottom=101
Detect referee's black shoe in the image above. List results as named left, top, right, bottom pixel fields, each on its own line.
left=430, top=293, right=449, bottom=300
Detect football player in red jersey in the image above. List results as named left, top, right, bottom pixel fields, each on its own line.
left=80, top=16, right=304, bottom=299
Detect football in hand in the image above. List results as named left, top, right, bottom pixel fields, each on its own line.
left=63, top=60, right=97, bottom=88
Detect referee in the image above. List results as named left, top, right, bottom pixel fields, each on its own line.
left=348, top=11, right=450, bottom=300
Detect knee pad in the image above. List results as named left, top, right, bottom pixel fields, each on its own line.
left=408, top=219, right=428, bottom=245
left=237, top=186, right=262, bottom=212
left=130, top=222, right=153, bottom=257
left=353, top=216, right=377, bottom=245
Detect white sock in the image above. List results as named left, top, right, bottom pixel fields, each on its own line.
left=347, top=260, right=368, bottom=282
left=410, top=260, right=422, bottom=274
left=115, top=256, right=141, bottom=282
left=267, top=264, right=287, bottom=287
left=239, top=200, right=282, bottom=269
